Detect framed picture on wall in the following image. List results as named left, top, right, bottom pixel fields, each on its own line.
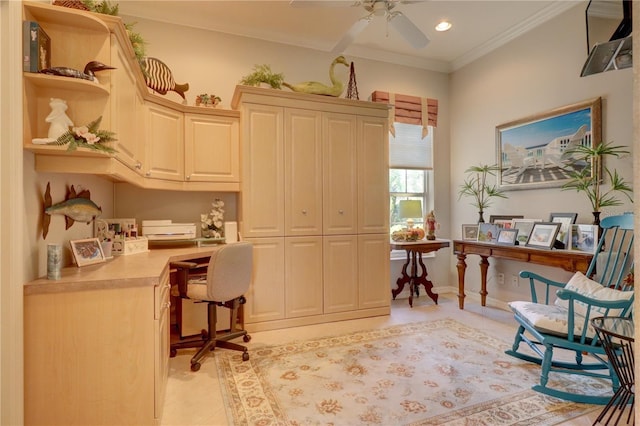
left=496, top=97, right=602, bottom=191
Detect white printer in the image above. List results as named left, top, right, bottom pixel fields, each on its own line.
left=142, top=220, right=196, bottom=240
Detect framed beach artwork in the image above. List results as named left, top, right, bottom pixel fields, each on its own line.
left=569, top=224, right=598, bottom=253
left=496, top=228, right=518, bottom=245
left=526, top=222, right=561, bottom=249
left=496, top=97, right=602, bottom=191
left=70, top=237, right=106, bottom=267
left=511, top=219, right=541, bottom=244
left=477, top=223, right=500, bottom=243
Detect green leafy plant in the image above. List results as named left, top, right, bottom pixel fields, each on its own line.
left=458, top=164, right=507, bottom=220
left=47, top=116, right=117, bottom=154
left=240, top=64, right=285, bottom=89
left=561, top=141, right=633, bottom=212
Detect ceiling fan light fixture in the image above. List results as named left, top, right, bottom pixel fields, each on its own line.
left=435, top=21, right=452, bottom=32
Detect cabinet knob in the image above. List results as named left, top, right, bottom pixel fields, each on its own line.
left=302, top=209, right=307, bottom=215
left=135, top=162, right=142, bottom=169
left=338, top=209, right=344, bottom=215
left=145, top=171, right=151, bottom=177
left=186, top=175, right=191, bottom=180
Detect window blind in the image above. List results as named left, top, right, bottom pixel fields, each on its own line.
left=390, top=122, right=433, bottom=170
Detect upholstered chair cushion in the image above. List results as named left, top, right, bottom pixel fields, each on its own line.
left=554, top=271, right=633, bottom=317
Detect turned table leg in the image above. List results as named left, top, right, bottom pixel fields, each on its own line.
left=392, top=249, right=411, bottom=300
left=479, top=255, right=489, bottom=306
left=455, top=253, right=467, bottom=309
left=413, top=251, right=438, bottom=305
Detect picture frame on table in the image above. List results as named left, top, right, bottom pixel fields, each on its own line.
left=496, top=228, right=519, bottom=245
left=462, top=224, right=479, bottom=241
left=489, top=215, right=524, bottom=224
left=70, top=237, right=106, bottom=267
left=526, top=222, right=562, bottom=249
left=496, top=97, right=601, bottom=191
left=511, top=219, right=542, bottom=244
left=549, top=212, right=578, bottom=248
left=477, top=223, right=500, bottom=243
left=569, top=224, right=598, bottom=253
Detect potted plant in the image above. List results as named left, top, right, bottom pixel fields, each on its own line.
left=240, top=64, right=285, bottom=89
left=561, top=141, right=632, bottom=224
left=458, top=164, right=507, bottom=223
left=195, top=93, right=221, bottom=107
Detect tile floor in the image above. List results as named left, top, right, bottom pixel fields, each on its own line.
left=161, top=294, right=605, bottom=425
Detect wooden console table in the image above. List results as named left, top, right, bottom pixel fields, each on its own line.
left=453, top=240, right=593, bottom=310
left=390, top=239, right=451, bottom=307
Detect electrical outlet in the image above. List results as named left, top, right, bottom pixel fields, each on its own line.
left=511, top=275, right=519, bottom=287
left=497, top=273, right=504, bottom=285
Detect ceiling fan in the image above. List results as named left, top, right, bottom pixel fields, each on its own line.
left=290, top=0, right=429, bottom=53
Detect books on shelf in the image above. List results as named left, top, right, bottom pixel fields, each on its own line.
left=23, top=21, right=51, bottom=73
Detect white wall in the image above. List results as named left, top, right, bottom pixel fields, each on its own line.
left=449, top=4, right=633, bottom=303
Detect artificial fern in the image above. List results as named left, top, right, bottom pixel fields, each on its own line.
left=48, top=116, right=118, bottom=154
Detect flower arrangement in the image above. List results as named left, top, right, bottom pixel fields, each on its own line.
left=47, top=116, right=117, bottom=153
left=200, top=198, right=225, bottom=238
left=195, top=94, right=221, bottom=107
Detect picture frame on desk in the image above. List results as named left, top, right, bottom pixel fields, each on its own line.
left=511, top=219, right=542, bottom=244
left=569, top=224, right=598, bottom=253
left=70, top=237, right=106, bottom=267
left=489, top=215, right=523, bottom=223
left=526, top=222, right=561, bottom=249
left=461, top=224, right=479, bottom=241
left=496, top=228, right=519, bottom=245
left=550, top=212, right=577, bottom=248
left=477, top=223, right=500, bottom=243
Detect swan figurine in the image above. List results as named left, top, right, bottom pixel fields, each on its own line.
left=283, top=56, right=350, bottom=97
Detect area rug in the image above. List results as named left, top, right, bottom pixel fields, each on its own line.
left=215, top=318, right=606, bottom=425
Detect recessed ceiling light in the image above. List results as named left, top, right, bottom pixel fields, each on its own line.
left=435, top=21, right=452, bottom=32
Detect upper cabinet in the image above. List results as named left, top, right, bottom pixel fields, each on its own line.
left=22, top=1, right=240, bottom=192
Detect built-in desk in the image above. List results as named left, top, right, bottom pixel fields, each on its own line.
left=24, top=246, right=224, bottom=426
left=453, top=240, right=593, bottom=310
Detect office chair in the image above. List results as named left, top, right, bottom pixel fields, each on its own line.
left=169, top=241, right=253, bottom=371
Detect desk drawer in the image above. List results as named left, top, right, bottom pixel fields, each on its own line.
left=155, top=266, right=171, bottom=320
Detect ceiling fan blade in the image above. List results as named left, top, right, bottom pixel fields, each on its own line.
left=389, top=11, right=429, bottom=49
left=289, top=0, right=360, bottom=8
left=331, top=15, right=372, bottom=53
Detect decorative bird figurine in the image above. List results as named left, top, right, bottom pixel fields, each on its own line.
left=40, top=61, right=115, bottom=83
left=283, top=56, right=350, bottom=97
left=42, top=182, right=102, bottom=239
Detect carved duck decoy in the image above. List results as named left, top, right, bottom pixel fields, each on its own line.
left=283, top=56, right=350, bottom=97
left=40, top=61, right=115, bottom=83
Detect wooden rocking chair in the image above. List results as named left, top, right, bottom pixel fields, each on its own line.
left=505, top=213, right=634, bottom=405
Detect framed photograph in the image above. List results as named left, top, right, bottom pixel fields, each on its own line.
left=549, top=212, right=578, bottom=248
left=477, top=223, right=500, bottom=243
left=496, top=97, right=602, bottom=191
left=496, top=228, right=519, bottom=245
left=511, top=219, right=542, bottom=244
left=569, top=224, right=598, bottom=253
left=526, top=222, right=562, bottom=249
left=489, top=215, right=524, bottom=223
left=70, top=238, right=106, bottom=267
left=462, top=224, right=479, bottom=241
left=493, top=219, right=513, bottom=229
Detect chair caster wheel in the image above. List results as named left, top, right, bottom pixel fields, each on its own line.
left=243, top=334, right=251, bottom=342
left=242, top=352, right=249, bottom=361
left=190, top=362, right=201, bottom=372
left=170, top=348, right=177, bottom=357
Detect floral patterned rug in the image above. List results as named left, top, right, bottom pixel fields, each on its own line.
left=215, top=318, right=606, bottom=425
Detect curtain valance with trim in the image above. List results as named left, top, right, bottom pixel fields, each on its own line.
left=371, top=91, right=438, bottom=138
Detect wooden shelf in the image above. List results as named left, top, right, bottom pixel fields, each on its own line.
left=24, top=143, right=114, bottom=158
left=24, top=72, right=110, bottom=96
left=24, top=2, right=109, bottom=34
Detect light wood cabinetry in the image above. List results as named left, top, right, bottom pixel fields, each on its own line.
left=22, top=2, right=240, bottom=192
left=233, top=86, right=390, bottom=332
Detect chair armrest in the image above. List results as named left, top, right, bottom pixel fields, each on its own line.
left=170, top=261, right=200, bottom=299
left=556, top=288, right=634, bottom=310
left=519, top=270, right=566, bottom=304
left=170, top=261, right=199, bottom=269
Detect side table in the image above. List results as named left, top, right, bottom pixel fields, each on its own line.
left=591, top=316, right=635, bottom=426
left=389, top=239, right=450, bottom=307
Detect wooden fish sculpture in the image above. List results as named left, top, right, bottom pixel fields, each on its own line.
left=40, top=61, right=115, bottom=82
left=140, top=57, right=189, bottom=100
left=42, top=182, right=102, bottom=239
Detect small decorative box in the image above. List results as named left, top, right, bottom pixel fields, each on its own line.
left=111, top=236, right=148, bottom=256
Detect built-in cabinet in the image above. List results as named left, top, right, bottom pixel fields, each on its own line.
left=232, top=86, right=390, bottom=332
left=22, top=1, right=240, bottom=192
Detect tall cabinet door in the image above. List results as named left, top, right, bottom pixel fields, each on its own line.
left=184, top=114, right=240, bottom=183
left=323, top=113, right=357, bottom=235
left=244, top=237, right=285, bottom=323
left=323, top=235, right=358, bottom=313
left=358, top=234, right=390, bottom=309
left=358, top=116, right=389, bottom=234
left=241, top=104, right=284, bottom=238
left=284, top=108, right=323, bottom=236
left=144, top=103, right=184, bottom=181
left=285, top=236, right=323, bottom=318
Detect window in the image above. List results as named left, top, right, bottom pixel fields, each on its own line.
left=389, top=123, right=434, bottom=259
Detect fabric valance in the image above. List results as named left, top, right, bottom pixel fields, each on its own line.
left=371, top=91, right=438, bottom=138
